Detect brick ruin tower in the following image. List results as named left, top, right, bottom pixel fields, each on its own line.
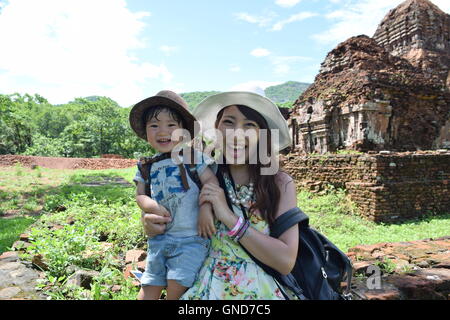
left=288, top=0, right=450, bottom=154
left=373, top=0, right=450, bottom=87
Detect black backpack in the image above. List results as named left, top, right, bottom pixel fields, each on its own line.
left=269, top=208, right=353, bottom=300
left=216, top=165, right=353, bottom=300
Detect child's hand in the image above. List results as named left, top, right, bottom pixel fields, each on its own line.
left=153, top=203, right=171, bottom=218
left=198, top=204, right=216, bottom=239
left=141, top=213, right=171, bottom=237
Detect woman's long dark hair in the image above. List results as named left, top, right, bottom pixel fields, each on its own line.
left=215, top=105, right=281, bottom=225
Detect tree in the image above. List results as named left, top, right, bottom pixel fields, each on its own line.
left=0, top=94, right=34, bottom=154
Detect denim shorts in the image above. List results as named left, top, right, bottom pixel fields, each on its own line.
left=140, top=234, right=210, bottom=288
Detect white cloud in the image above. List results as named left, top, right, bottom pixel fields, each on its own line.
left=275, top=0, right=301, bottom=8
left=0, top=0, right=171, bottom=106
left=272, top=11, right=317, bottom=31
left=250, top=48, right=272, bottom=57
left=234, top=9, right=316, bottom=32
left=165, top=83, right=187, bottom=94
left=433, top=0, right=450, bottom=13
left=229, top=81, right=283, bottom=96
left=234, top=12, right=277, bottom=27
left=159, top=45, right=179, bottom=56
left=249, top=46, right=312, bottom=76
left=229, top=65, right=241, bottom=72
left=271, top=56, right=313, bottom=75
left=313, top=0, right=450, bottom=45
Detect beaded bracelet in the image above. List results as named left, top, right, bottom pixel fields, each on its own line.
left=233, top=220, right=250, bottom=242
left=227, top=216, right=244, bottom=237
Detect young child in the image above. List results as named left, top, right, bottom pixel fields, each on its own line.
left=129, top=90, right=218, bottom=300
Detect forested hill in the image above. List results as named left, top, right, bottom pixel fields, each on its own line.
left=264, top=81, right=310, bottom=103
left=181, top=81, right=310, bottom=110
left=180, top=91, right=221, bottom=111
left=0, top=81, right=310, bottom=158
left=0, top=94, right=150, bottom=159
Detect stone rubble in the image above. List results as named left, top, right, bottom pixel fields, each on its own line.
left=1, top=232, right=449, bottom=300
left=347, top=236, right=450, bottom=300
left=0, top=251, right=46, bottom=300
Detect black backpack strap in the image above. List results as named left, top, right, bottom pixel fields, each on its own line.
left=344, top=264, right=353, bottom=299
left=137, top=157, right=153, bottom=197
left=178, top=163, right=190, bottom=191
left=185, top=164, right=202, bottom=190
left=270, top=207, right=309, bottom=238
left=216, top=164, right=233, bottom=209
left=137, top=153, right=172, bottom=197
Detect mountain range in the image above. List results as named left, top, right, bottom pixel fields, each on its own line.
left=181, top=81, right=310, bottom=110
left=73, top=81, right=310, bottom=109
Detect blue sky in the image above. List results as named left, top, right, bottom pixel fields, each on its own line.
left=0, top=0, right=449, bottom=107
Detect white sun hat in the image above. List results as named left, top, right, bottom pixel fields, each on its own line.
left=193, top=91, right=292, bottom=152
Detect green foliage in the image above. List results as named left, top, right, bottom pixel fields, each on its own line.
left=22, top=134, right=66, bottom=157
left=0, top=93, right=153, bottom=158
left=265, top=81, right=310, bottom=103
left=0, top=216, right=36, bottom=253
left=2, top=166, right=450, bottom=299
left=0, top=93, right=38, bottom=154
left=276, top=101, right=295, bottom=109
left=297, top=187, right=450, bottom=252
left=180, top=81, right=311, bottom=111
left=180, top=91, right=221, bottom=110
left=15, top=168, right=144, bottom=299
left=375, top=257, right=397, bottom=274
left=1, top=82, right=311, bottom=158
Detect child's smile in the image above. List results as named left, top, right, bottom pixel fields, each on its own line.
left=146, top=110, right=183, bottom=153
left=156, top=137, right=172, bottom=146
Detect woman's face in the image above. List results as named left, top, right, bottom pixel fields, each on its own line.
left=215, top=105, right=260, bottom=164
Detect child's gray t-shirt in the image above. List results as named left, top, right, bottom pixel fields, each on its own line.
left=134, top=151, right=216, bottom=237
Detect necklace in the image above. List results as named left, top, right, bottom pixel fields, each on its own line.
left=228, top=182, right=254, bottom=207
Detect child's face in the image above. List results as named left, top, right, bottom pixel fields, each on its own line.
left=146, top=109, right=183, bottom=153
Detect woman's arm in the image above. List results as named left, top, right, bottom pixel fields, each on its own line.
left=199, top=172, right=298, bottom=275
left=238, top=172, right=298, bottom=275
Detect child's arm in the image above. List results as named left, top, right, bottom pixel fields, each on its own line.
left=197, top=167, right=219, bottom=238
left=136, top=181, right=170, bottom=218
left=136, top=181, right=171, bottom=237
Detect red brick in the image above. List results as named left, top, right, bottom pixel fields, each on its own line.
left=125, top=250, right=147, bottom=264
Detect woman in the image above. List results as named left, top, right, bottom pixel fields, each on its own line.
left=141, top=91, right=299, bottom=299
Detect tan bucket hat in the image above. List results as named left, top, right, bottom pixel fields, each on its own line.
left=129, top=90, right=197, bottom=141
left=193, top=91, right=292, bottom=152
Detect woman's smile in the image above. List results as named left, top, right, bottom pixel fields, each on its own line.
left=226, top=143, right=247, bottom=159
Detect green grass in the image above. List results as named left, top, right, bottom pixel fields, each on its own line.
left=297, top=187, right=450, bottom=252
left=1, top=165, right=142, bottom=300
left=1, top=165, right=449, bottom=299
left=0, top=216, right=37, bottom=252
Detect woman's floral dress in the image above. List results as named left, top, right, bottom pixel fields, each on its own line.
left=181, top=174, right=286, bottom=300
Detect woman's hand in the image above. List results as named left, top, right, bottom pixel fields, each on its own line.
left=141, top=212, right=171, bottom=237
left=199, top=183, right=233, bottom=223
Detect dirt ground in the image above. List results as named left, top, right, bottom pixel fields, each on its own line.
left=0, top=155, right=137, bottom=170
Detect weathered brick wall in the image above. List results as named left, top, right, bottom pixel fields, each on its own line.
left=280, top=151, right=450, bottom=222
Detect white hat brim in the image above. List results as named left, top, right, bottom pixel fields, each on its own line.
left=193, top=91, right=292, bottom=152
